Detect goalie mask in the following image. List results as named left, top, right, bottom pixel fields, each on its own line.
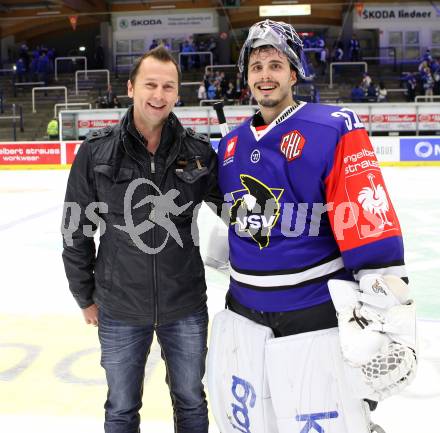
left=238, top=19, right=308, bottom=80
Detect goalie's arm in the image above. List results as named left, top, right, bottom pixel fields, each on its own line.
left=324, top=125, right=407, bottom=283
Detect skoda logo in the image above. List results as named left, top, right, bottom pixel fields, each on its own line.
left=414, top=141, right=433, bottom=158
left=119, top=19, right=129, bottom=29
left=250, top=149, right=260, bottom=163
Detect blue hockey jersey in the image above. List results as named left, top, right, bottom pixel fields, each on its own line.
left=217, top=102, right=406, bottom=312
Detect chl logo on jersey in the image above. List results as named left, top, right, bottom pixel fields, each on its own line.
left=230, top=174, right=284, bottom=249
left=280, top=130, right=306, bottom=162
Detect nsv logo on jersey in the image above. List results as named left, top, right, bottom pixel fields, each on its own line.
left=230, top=174, right=284, bottom=249
left=280, top=130, right=306, bottom=162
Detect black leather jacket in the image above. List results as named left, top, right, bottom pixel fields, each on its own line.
left=62, top=107, right=222, bottom=325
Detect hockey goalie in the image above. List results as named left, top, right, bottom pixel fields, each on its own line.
left=206, top=19, right=417, bottom=433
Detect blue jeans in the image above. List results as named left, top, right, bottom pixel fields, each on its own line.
left=98, top=307, right=209, bottom=433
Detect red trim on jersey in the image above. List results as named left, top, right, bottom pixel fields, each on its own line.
left=324, top=129, right=402, bottom=252
left=255, top=125, right=268, bottom=132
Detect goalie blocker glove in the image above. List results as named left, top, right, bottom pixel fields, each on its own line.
left=328, top=274, right=417, bottom=401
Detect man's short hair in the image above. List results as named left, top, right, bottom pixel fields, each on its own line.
left=129, top=45, right=181, bottom=85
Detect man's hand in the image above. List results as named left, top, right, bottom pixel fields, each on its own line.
left=82, top=304, right=99, bottom=326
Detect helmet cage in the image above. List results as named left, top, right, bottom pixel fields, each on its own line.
left=238, top=20, right=307, bottom=80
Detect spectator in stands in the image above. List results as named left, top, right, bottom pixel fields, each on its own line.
left=47, top=47, right=56, bottom=71
left=310, top=84, right=320, bottom=103
left=15, top=57, right=26, bottom=83
left=29, top=55, right=39, bottom=81
left=303, top=37, right=312, bottom=49
left=366, top=81, right=378, bottom=102
left=332, top=41, right=344, bottom=62
left=215, top=80, right=223, bottom=99
left=361, top=72, right=372, bottom=92
left=238, top=86, right=251, bottom=105
left=377, top=82, right=388, bottom=102
left=314, top=35, right=325, bottom=64
left=219, top=71, right=227, bottom=96
left=207, top=80, right=217, bottom=99
left=405, top=73, right=417, bottom=102
left=163, top=39, right=171, bottom=51
left=198, top=40, right=208, bottom=66
left=319, top=46, right=328, bottom=76
left=422, top=68, right=434, bottom=102
left=351, top=83, right=365, bottom=102
left=175, top=96, right=185, bottom=106
left=192, top=40, right=201, bottom=69
left=208, top=37, right=218, bottom=63
left=418, top=60, right=429, bottom=75
left=225, top=81, right=236, bottom=100
left=37, top=51, right=50, bottom=85
left=203, top=71, right=212, bottom=92
left=32, top=46, right=40, bottom=62
left=19, top=43, right=30, bottom=72
left=97, top=85, right=119, bottom=108
left=235, top=72, right=242, bottom=97
left=422, top=49, right=433, bottom=63
left=198, top=82, right=207, bottom=102
left=181, top=40, right=194, bottom=71
left=432, top=59, right=440, bottom=95
left=149, top=39, right=158, bottom=50
left=47, top=118, right=59, bottom=140
left=102, top=84, right=121, bottom=108
left=94, top=44, right=105, bottom=69
left=349, top=34, right=361, bottom=61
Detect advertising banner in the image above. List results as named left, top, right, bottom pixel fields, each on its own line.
left=65, top=141, right=82, bottom=164
left=369, top=105, right=417, bottom=131
left=116, top=12, right=217, bottom=34
left=0, top=142, right=61, bottom=165
left=418, top=106, right=440, bottom=131
left=77, top=112, right=121, bottom=138
left=400, top=137, right=440, bottom=161
left=353, top=4, right=439, bottom=27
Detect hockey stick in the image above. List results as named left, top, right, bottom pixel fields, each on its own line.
left=213, top=101, right=230, bottom=137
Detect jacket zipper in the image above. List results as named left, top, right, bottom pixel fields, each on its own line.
left=152, top=135, right=183, bottom=326
left=122, top=132, right=184, bottom=327
left=150, top=155, right=159, bottom=327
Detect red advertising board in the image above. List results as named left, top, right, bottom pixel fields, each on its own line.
left=65, top=141, right=82, bottom=164
left=0, top=142, right=61, bottom=165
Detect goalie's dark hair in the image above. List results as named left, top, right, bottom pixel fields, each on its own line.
left=129, top=45, right=181, bottom=85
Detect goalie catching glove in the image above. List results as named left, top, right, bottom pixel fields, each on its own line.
left=328, top=274, right=417, bottom=401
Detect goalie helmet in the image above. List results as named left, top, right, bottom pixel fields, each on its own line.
left=237, top=19, right=307, bottom=80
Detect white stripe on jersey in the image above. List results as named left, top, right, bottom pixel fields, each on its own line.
left=230, top=256, right=344, bottom=288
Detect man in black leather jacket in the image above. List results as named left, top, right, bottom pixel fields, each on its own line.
left=62, top=46, right=222, bottom=433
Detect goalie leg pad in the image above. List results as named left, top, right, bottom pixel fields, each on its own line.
left=207, top=309, right=277, bottom=433
left=265, top=327, right=371, bottom=433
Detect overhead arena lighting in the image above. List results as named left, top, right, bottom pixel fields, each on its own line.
left=259, top=4, right=311, bottom=16
left=36, top=11, right=61, bottom=16
left=150, top=4, right=176, bottom=9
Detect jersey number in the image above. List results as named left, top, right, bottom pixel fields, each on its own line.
left=331, top=108, right=364, bottom=131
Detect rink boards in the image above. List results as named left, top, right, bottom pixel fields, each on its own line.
left=0, top=163, right=439, bottom=432
left=0, top=136, right=440, bottom=169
